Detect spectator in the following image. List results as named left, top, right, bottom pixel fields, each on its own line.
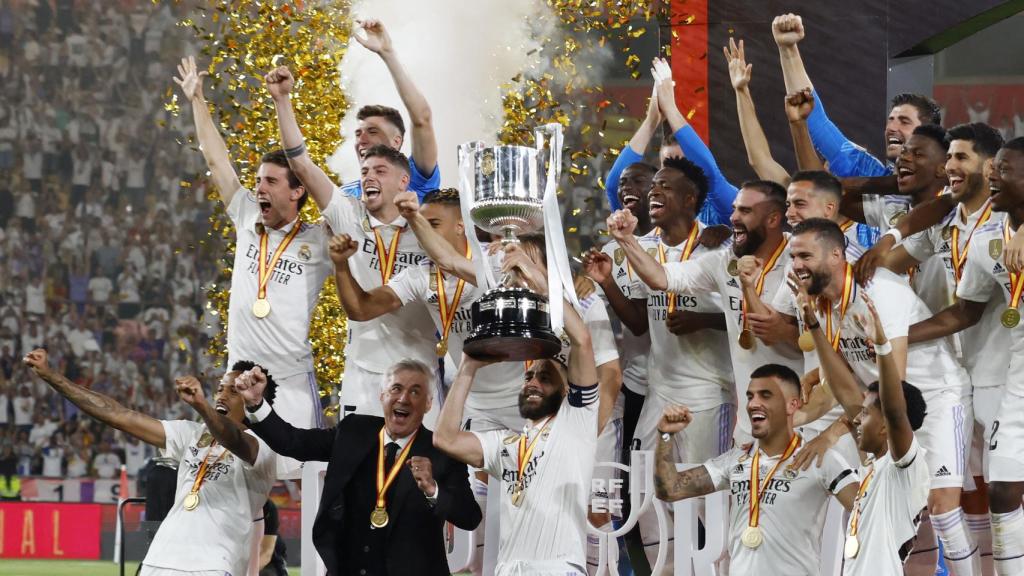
left=41, top=435, right=64, bottom=477
left=12, top=385, right=33, bottom=434
left=91, top=440, right=121, bottom=479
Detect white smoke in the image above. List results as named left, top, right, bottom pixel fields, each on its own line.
left=327, top=0, right=557, bottom=188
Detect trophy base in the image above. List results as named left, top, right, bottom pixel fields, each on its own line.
left=463, top=287, right=562, bottom=361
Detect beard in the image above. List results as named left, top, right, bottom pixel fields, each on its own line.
left=518, top=389, right=563, bottom=420
left=805, top=268, right=832, bottom=296
left=732, top=225, right=766, bottom=257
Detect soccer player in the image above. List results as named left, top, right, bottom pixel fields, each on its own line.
left=785, top=171, right=869, bottom=261
left=267, top=19, right=439, bottom=202
left=607, top=179, right=804, bottom=441
left=911, top=137, right=1024, bottom=574
left=433, top=293, right=601, bottom=575
left=23, top=349, right=278, bottom=576
left=175, top=57, right=333, bottom=442
left=787, top=218, right=977, bottom=574
left=651, top=364, right=859, bottom=575
left=585, top=156, right=733, bottom=570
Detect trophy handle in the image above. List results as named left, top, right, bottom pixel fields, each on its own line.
left=457, top=140, right=496, bottom=290
left=533, top=123, right=563, bottom=189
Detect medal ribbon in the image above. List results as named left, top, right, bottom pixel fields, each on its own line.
left=748, top=433, right=801, bottom=529
left=847, top=465, right=875, bottom=539
left=839, top=220, right=854, bottom=233
left=188, top=441, right=229, bottom=497
left=741, top=237, right=789, bottom=332
left=436, top=244, right=472, bottom=344
left=372, top=226, right=402, bottom=285
left=951, top=200, right=993, bottom=284
left=1003, top=220, right=1024, bottom=312
left=822, top=264, right=856, bottom=351
left=516, top=417, right=555, bottom=490
left=256, top=222, right=303, bottom=299
left=656, top=225, right=700, bottom=314
left=375, top=426, right=419, bottom=510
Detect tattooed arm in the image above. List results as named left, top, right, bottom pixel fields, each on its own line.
left=24, top=349, right=167, bottom=448
left=176, top=375, right=259, bottom=465
left=652, top=405, right=717, bottom=502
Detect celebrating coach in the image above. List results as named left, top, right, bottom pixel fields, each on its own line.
left=236, top=359, right=481, bottom=576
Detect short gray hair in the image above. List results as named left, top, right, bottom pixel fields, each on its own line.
left=381, top=358, right=436, bottom=400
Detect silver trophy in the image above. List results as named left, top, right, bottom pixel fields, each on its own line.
left=458, top=124, right=564, bottom=361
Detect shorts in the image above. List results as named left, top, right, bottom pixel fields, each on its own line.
left=339, top=363, right=440, bottom=427
left=987, top=390, right=1024, bottom=482
left=140, top=566, right=230, bottom=576
left=271, top=371, right=323, bottom=479
left=462, top=403, right=524, bottom=433
left=917, top=387, right=969, bottom=490
left=633, top=394, right=734, bottom=466
left=966, top=386, right=1002, bottom=484
left=592, top=416, right=623, bottom=503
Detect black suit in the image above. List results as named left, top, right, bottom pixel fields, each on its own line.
left=249, top=411, right=481, bottom=576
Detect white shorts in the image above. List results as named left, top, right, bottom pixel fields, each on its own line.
left=917, top=387, right=969, bottom=490
left=339, top=363, right=441, bottom=427
left=463, top=402, right=524, bottom=433
left=140, top=567, right=230, bottom=576
left=634, top=394, right=734, bottom=465
left=987, top=390, right=1024, bottom=482
left=967, top=386, right=1002, bottom=484
left=592, top=416, right=623, bottom=504
left=271, top=371, right=322, bottom=479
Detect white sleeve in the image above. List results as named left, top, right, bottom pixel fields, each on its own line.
left=319, top=189, right=363, bottom=236
left=225, top=186, right=257, bottom=230
left=471, top=429, right=506, bottom=479
left=955, top=241, right=998, bottom=303
left=869, top=274, right=913, bottom=339
left=583, top=297, right=620, bottom=367
left=770, top=267, right=798, bottom=319
left=703, top=447, right=742, bottom=492
left=819, top=448, right=859, bottom=495
left=160, top=420, right=202, bottom=461
left=901, top=226, right=937, bottom=263
left=893, top=436, right=931, bottom=519
left=387, top=265, right=429, bottom=306
left=664, top=253, right=719, bottom=295
left=243, top=430, right=279, bottom=478
left=862, top=195, right=888, bottom=231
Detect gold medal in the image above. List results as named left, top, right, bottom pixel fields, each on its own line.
left=436, top=338, right=448, bottom=357
left=370, top=506, right=389, bottom=528
left=844, top=535, right=860, bottom=559
left=941, top=225, right=952, bottom=240
left=1002, top=308, right=1021, bottom=329
left=741, top=526, right=763, bottom=548
left=252, top=298, right=271, bottom=318
left=738, top=329, right=756, bottom=350
left=183, top=491, right=200, bottom=511
left=727, top=259, right=739, bottom=276
left=510, top=485, right=524, bottom=507
left=797, top=330, right=815, bottom=352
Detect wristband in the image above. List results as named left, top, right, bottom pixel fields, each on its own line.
left=882, top=228, right=902, bottom=245
left=245, top=399, right=265, bottom=413
left=874, top=340, right=893, bottom=356
left=284, top=141, right=307, bottom=159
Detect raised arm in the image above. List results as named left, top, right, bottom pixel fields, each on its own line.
left=724, top=38, right=790, bottom=185
left=235, top=369, right=336, bottom=462
left=395, top=192, right=478, bottom=283
left=785, top=89, right=825, bottom=171
left=24, top=349, right=165, bottom=448
left=606, top=85, right=661, bottom=210
left=606, top=210, right=669, bottom=291
left=582, top=248, right=648, bottom=335
left=329, top=233, right=402, bottom=321
left=433, top=355, right=486, bottom=468
left=176, top=375, right=258, bottom=465
left=266, top=66, right=336, bottom=209
left=174, top=56, right=242, bottom=206
left=859, top=295, right=914, bottom=459
left=653, top=405, right=717, bottom=502
left=737, top=255, right=799, bottom=346
left=354, top=19, right=437, bottom=177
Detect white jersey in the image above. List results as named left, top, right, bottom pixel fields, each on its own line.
left=556, top=294, right=621, bottom=420
left=599, top=238, right=651, bottom=396
left=804, top=269, right=964, bottom=392
left=843, top=437, right=930, bottom=576
left=321, top=192, right=438, bottom=372
left=473, top=382, right=599, bottom=574
left=704, top=437, right=859, bottom=575
left=903, top=206, right=1009, bottom=388
left=957, top=219, right=1024, bottom=395
left=226, top=187, right=333, bottom=378
left=840, top=220, right=868, bottom=262
left=630, top=226, right=733, bottom=411
left=388, top=255, right=523, bottom=412
left=143, top=421, right=278, bottom=575
left=663, top=242, right=803, bottom=436
left=863, top=194, right=912, bottom=233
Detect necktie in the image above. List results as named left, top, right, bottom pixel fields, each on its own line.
left=384, top=441, right=400, bottom=470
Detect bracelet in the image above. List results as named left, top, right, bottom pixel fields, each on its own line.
left=882, top=228, right=902, bottom=245
left=874, top=340, right=893, bottom=356
left=284, top=141, right=307, bottom=158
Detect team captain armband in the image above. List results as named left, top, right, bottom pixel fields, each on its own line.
left=567, top=382, right=598, bottom=407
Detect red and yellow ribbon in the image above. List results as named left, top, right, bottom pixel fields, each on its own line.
left=516, top=417, right=554, bottom=488
left=747, top=433, right=801, bottom=530
left=256, top=222, right=302, bottom=300
left=656, top=225, right=700, bottom=314
left=375, top=426, right=419, bottom=511
left=1006, top=220, right=1024, bottom=312
left=741, top=237, right=789, bottom=332
left=372, top=227, right=402, bottom=285
left=847, top=465, right=875, bottom=540
left=822, top=264, right=856, bottom=351
left=436, top=244, right=472, bottom=348
left=951, top=200, right=993, bottom=285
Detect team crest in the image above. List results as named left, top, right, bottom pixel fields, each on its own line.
left=782, top=467, right=798, bottom=480
left=727, top=259, right=740, bottom=277
left=361, top=217, right=372, bottom=234
left=941, top=226, right=952, bottom=241
left=614, top=248, right=625, bottom=266
left=298, top=244, right=312, bottom=261
left=889, top=211, right=907, bottom=227
left=480, top=150, right=496, bottom=176
left=196, top=432, right=214, bottom=448
left=990, top=238, right=1003, bottom=260
left=645, top=247, right=658, bottom=259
